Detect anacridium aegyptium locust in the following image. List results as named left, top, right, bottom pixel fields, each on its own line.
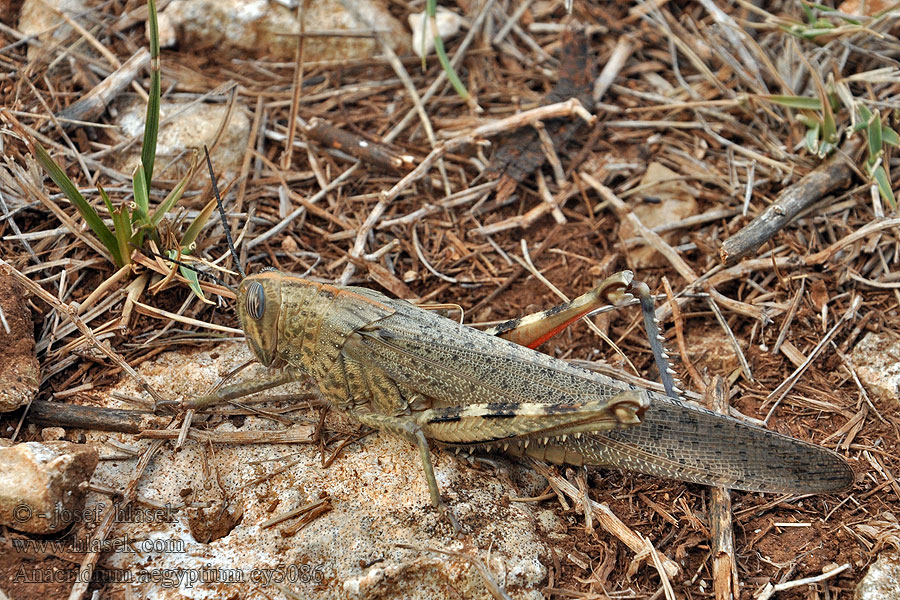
left=186, top=154, right=853, bottom=531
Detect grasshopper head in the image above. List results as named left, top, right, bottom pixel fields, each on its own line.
left=237, top=272, right=283, bottom=367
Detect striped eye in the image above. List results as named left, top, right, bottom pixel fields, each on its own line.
left=246, top=281, right=265, bottom=320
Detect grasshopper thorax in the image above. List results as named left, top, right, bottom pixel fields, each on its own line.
left=237, top=271, right=283, bottom=367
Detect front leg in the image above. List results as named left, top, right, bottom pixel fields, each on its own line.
left=183, top=368, right=304, bottom=409
left=354, top=410, right=461, bottom=533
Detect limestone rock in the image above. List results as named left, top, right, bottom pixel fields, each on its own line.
left=850, top=331, right=900, bottom=403
left=156, top=0, right=409, bottom=61
left=409, top=8, right=464, bottom=58
left=112, top=98, right=251, bottom=182
left=0, top=441, right=99, bottom=534
left=839, top=0, right=894, bottom=16
left=17, top=0, right=87, bottom=60
left=621, top=162, right=697, bottom=268
left=684, top=325, right=742, bottom=376
left=856, top=552, right=900, bottom=600
left=73, top=343, right=552, bottom=599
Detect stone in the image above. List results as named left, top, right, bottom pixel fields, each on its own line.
left=684, top=325, right=742, bottom=376
left=156, top=0, right=409, bottom=62
left=17, top=0, right=87, bottom=60
left=850, top=331, right=900, bottom=403
left=839, top=0, right=894, bottom=16
left=40, top=427, right=66, bottom=441
left=621, top=162, right=697, bottom=268
left=409, top=8, right=464, bottom=58
left=856, top=552, right=900, bottom=600
left=112, top=98, right=251, bottom=183
left=0, top=441, right=99, bottom=534
left=68, top=342, right=550, bottom=599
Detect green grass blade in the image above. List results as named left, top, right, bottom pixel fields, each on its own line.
left=818, top=80, right=837, bottom=145
left=761, top=95, right=823, bottom=110
left=179, top=264, right=211, bottom=304
left=806, top=2, right=863, bottom=24
left=821, top=102, right=837, bottom=144
left=111, top=205, right=133, bottom=266
left=432, top=33, right=470, bottom=103
left=857, top=103, right=873, bottom=123
left=852, top=104, right=872, bottom=133
left=882, top=125, right=899, bottom=147
left=141, top=0, right=161, bottom=185
left=867, top=110, right=883, bottom=160
left=150, top=154, right=197, bottom=227
left=180, top=197, right=217, bottom=250
left=33, top=141, right=120, bottom=263
left=873, top=165, right=897, bottom=210
left=801, top=2, right=815, bottom=22
left=132, top=162, right=150, bottom=223
left=427, top=0, right=474, bottom=109
left=97, top=184, right=114, bottom=215
left=167, top=248, right=211, bottom=304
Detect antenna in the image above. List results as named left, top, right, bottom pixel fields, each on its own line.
left=204, top=145, right=245, bottom=278
left=142, top=248, right=233, bottom=290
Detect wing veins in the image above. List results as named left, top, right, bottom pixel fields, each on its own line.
left=358, top=329, right=618, bottom=406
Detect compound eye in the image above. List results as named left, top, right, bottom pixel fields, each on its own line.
left=246, top=281, right=265, bottom=320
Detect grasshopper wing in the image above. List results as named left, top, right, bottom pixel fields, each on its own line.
left=520, top=394, right=854, bottom=494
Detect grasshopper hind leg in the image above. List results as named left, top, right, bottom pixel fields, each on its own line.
left=486, top=270, right=683, bottom=400
left=507, top=438, right=593, bottom=467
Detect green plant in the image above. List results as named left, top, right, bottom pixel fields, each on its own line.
left=761, top=94, right=839, bottom=157
left=29, top=0, right=217, bottom=300
left=424, top=0, right=477, bottom=112
left=855, top=104, right=899, bottom=209
left=758, top=90, right=898, bottom=209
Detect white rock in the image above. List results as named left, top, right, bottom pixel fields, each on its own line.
left=621, top=162, right=697, bottom=268
left=72, top=343, right=552, bottom=599
left=408, top=9, right=464, bottom=58
left=0, top=441, right=99, bottom=534
left=856, top=552, right=900, bottom=600
left=112, top=98, right=251, bottom=182
left=850, top=331, right=900, bottom=402
left=156, top=0, right=409, bottom=62
left=684, top=326, right=742, bottom=374
left=40, top=427, right=66, bottom=441
left=17, top=0, right=87, bottom=60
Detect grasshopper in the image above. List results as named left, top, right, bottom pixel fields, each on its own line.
left=186, top=154, right=853, bottom=531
